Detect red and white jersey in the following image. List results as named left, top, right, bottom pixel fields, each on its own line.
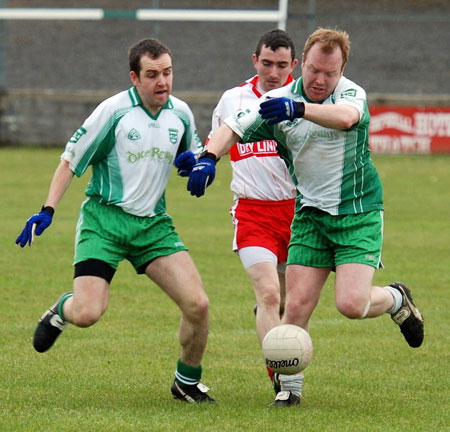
left=208, top=75, right=296, bottom=201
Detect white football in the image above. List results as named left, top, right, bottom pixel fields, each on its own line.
left=262, top=324, right=313, bottom=374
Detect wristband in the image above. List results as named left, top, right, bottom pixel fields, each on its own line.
left=198, top=150, right=219, bottom=163
left=296, top=101, right=305, bottom=118
left=41, top=205, right=55, bottom=216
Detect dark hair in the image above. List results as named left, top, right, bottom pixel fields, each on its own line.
left=128, top=38, right=172, bottom=75
left=255, top=29, right=296, bottom=60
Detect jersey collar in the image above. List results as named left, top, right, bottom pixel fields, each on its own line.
left=128, top=86, right=142, bottom=106
left=128, top=86, right=173, bottom=118
left=246, top=74, right=295, bottom=98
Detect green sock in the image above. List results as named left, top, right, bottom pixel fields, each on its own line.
left=175, top=359, right=202, bottom=386
left=57, top=293, right=74, bottom=321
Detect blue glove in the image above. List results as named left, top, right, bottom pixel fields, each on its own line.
left=174, top=151, right=197, bottom=177
left=15, top=206, right=54, bottom=247
left=187, top=152, right=217, bottom=197
left=259, top=97, right=305, bottom=125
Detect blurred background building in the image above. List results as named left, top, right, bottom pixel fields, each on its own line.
left=0, top=0, right=449, bottom=151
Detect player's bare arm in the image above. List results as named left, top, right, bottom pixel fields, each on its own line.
left=206, top=124, right=240, bottom=158
left=187, top=124, right=241, bottom=197
left=16, top=158, right=75, bottom=247
left=303, top=103, right=360, bottom=130
left=44, top=158, right=75, bottom=209
left=260, top=96, right=360, bottom=130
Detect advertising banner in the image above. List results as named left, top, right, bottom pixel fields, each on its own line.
left=369, top=106, right=450, bottom=154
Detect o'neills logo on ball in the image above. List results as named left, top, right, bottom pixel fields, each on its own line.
left=265, top=357, right=299, bottom=369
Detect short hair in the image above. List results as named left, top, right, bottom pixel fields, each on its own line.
left=303, top=28, right=350, bottom=69
left=255, top=29, right=296, bottom=61
left=128, top=38, right=172, bottom=75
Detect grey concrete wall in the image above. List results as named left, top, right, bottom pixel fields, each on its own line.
left=1, top=0, right=449, bottom=145
left=2, top=89, right=449, bottom=147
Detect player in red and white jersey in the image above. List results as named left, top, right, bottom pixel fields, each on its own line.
left=211, top=75, right=296, bottom=201
left=207, top=30, right=302, bottom=405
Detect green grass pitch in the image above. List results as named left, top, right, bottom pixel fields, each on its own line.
left=1, top=147, right=449, bottom=431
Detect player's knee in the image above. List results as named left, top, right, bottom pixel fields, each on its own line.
left=337, top=299, right=369, bottom=319
left=284, top=301, right=303, bottom=322
left=195, top=294, right=209, bottom=318
left=71, top=307, right=102, bottom=327
left=182, top=292, right=209, bottom=321
left=258, top=287, right=281, bottom=309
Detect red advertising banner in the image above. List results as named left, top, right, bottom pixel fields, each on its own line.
left=369, top=106, right=450, bottom=154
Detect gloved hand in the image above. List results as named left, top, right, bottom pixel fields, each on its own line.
left=15, top=206, right=54, bottom=247
left=174, top=151, right=197, bottom=177
left=187, top=152, right=217, bottom=197
left=259, top=97, right=305, bottom=125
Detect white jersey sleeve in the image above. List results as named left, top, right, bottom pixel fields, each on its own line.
left=334, top=78, right=367, bottom=123
left=62, top=91, right=132, bottom=177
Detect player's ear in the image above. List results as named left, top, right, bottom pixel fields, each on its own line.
left=130, top=70, right=140, bottom=85
left=252, top=53, right=258, bottom=68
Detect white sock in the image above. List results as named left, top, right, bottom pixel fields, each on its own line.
left=384, top=285, right=403, bottom=314
left=279, top=373, right=304, bottom=397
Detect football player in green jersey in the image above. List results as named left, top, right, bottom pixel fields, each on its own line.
left=16, top=38, right=215, bottom=404
left=188, top=28, right=424, bottom=407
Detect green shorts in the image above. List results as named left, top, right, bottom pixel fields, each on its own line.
left=287, top=207, right=383, bottom=269
left=74, top=198, right=187, bottom=273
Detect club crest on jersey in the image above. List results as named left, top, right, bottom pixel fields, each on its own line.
left=235, top=109, right=250, bottom=120
left=168, top=128, right=179, bottom=144
left=128, top=128, right=141, bottom=140
left=69, top=127, right=87, bottom=144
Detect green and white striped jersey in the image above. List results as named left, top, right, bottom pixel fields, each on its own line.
left=62, top=86, right=202, bottom=217
left=225, top=77, right=383, bottom=215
